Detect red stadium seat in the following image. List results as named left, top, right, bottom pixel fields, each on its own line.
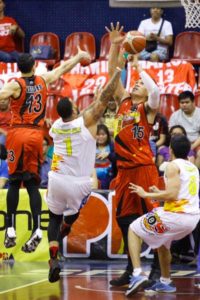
left=99, top=33, right=111, bottom=61
left=76, top=94, right=94, bottom=111
left=45, top=94, right=60, bottom=122
left=64, top=32, right=96, bottom=62
left=159, top=94, right=179, bottom=121
left=195, top=92, right=200, bottom=107
left=172, top=31, right=200, bottom=65
left=30, top=32, right=60, bottom=67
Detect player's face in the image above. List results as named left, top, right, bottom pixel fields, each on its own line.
left=96, top=129, right=108, bottom=145
left=131, top=79, right=148, bottom=100
left=179, top=98, right=195, bottom=114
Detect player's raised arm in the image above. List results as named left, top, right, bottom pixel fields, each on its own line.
left=41, top=46, right=91, bottom=85
left=106, top=22, right=128, bottom=103
left=83, top=67, right=121, bottom=134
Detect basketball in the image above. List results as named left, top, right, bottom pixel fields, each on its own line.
left=122, top=31, right=146, bottom=54
left=80, top=56, right=92, bottom=66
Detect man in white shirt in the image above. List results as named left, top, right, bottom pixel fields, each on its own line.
left=169, top=90, right=200, bottom=168
left=138, top=7, right=173, bottom=62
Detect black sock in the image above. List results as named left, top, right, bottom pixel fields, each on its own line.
left=24, top=178, right=42, bottom=232
left=6, top=180, right=21, bottom=228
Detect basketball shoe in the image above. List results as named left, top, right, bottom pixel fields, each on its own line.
left=4, top=227, right=16, bottom=248
left=21, top=228, right=42, bottom=253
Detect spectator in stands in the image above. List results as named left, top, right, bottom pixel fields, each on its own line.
left=95, top=124, right=116, bottom=189
left=138, top=7, right=173, bottom=62
left=0, top=143, right=8, bottom=188
left=157, top=125, right=195, bottom=170
left=0, top=0, right=25, bottom=62
left=169, top=91, right=200, bottom=168
left=0, top=48, right=91, bottom=254
left=102, top=96, right=118, bottom=138
left=0, top=98, right=11, bottom=144
left=150, top=112, right=169, bottom=161
left=40, top=137, right=52, bottom=189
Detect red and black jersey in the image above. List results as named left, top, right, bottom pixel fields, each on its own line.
left=115, top=98, right=154, bottom=168
left=10, top=75, right=47, bottom=127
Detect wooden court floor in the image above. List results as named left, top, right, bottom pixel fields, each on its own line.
left=0, top=259, right=200, bottom=300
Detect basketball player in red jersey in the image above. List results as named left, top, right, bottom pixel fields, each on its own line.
left=106, top=22, right=161, bottom=286
left=0, top=48, right=91, bottom=253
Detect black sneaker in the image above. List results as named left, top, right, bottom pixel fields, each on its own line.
left=48, top=258, right=61, bottom=283
left=21, top=229, right=42, bottom=253
left=110, top=270, right=131, bottom=287
left=4, top=227, right=16, bottom=248
left=148, top=268, right=161, bottom=283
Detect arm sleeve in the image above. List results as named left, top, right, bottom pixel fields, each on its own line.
left=140, top=71, right=160, bottom=109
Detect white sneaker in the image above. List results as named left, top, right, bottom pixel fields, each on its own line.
left=4, top=227, right=16, bottom=248
left=21, top=229, right=42, bottom=253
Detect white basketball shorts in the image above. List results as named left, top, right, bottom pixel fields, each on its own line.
left=130, top=207, right=200, bottom=249
left=46, top=171, right=92, bottom=215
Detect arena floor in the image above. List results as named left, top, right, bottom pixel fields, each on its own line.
left=0, top=259, right=200, bottom=300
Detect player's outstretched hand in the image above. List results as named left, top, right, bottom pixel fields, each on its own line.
left=105, top=22, right=124, bottom=44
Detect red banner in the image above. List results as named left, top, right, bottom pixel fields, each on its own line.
left=126, top=60, right=197, bottom=95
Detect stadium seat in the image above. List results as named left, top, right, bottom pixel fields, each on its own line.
left=172, top=31, right=200, bottom=65
left=64, top=32, right=96, bottom=62
left=99, top=33, right=111, bottom=61
left=45, top=94, right=60, bottom=122
left=30, top=32, right=60, bottom=67
left=76, top=94, right=94, bottom=111
left=159, top=94, right=179, bottom=121
left=195, top=92, right=200, bottom=107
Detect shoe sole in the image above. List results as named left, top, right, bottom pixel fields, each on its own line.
left=125, top=278, right=148, bottom=296
left=145, top=288, right=176, bottom=295
left=49, top=266, right=61, bottom=283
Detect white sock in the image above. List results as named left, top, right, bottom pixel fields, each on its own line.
left=160, top=277, right=171, bottom=285
left=133, top=268, right=142, bottom=277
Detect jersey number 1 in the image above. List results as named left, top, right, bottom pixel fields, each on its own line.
left=63, top=137, right=72, bottom=156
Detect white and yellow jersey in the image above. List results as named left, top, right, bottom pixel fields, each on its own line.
left=49, top=116, right=96, bottom=177
left=164, top=159, right=200, bottom=214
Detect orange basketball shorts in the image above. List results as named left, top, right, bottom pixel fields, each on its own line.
left=6, top=127, right=43, bottom=178
left=113, top=164, right=159, bottom=218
